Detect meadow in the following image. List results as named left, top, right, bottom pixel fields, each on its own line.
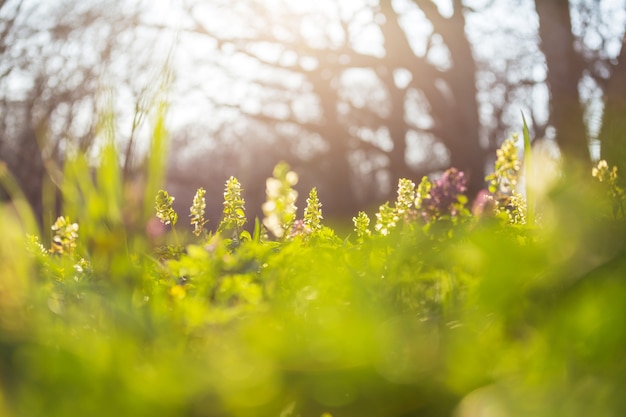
left=0, top=117, right=625, bottom=417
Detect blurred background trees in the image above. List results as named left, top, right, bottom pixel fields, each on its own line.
left=0, top=0, right=167, bottom=225
left=1, top=0, right=625, bottom=225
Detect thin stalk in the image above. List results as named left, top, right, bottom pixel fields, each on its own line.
left=522, top=112, right=535, bottom=226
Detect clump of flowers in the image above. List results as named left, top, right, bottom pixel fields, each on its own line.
left=353, top=211, right=371, bottom=241
left=486, top=135, right=521, bottom=194
left=303, top=187, right=323, bottom=233
left=592, top=160, right=625, bottom=218
left=498, top=193, right=527, bottom=225
left=155, top=189, right=181, bottom=248
left=483, top=136, right=528, bottom=225
left=495, top=192, right=528, bottom=224
left=396, top=178, right=416, bottom=220
left=155, top=190, right=178, bottom=226
left=27, top=222, right=92, bottom=283
left=262, top=162, right=298, bottom=239
left=190, top=187, right=208, bottom=237
left=375, top=202, right=399, bottom=236
left=288, top=219, right=308, bottom=239
left=50, top=216, right=79, bottom=255
left=421, top=168, right=469, bottom=222
left=218, top=177, right=247, bottom=235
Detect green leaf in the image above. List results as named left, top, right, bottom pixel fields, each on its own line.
left=252, top=217, right=262, bottom=243
left=522, top=111, right=534, bottom=226
left=239, top=231, right=252, bottom=242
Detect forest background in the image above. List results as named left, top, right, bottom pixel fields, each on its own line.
left=1, top=0, right=625, bottom=226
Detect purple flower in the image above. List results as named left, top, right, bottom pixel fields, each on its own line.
left=422, top=168, right=468, bottom=220
left=288, top=219, right=310, bottom=239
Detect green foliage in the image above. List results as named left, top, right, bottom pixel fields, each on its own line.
left=142, top=58, right=173, bottom=222
left=3, top=127, right=626, bottom=417
left=0, top=161, right=38, bottom=234
left=522, top=112, right=535, bottom=225
left=415, top=175, right=432, bottom=209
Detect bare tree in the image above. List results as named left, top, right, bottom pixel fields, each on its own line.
left=534, top=0, right=626, bottom=169
left=534, top=0, right=590, bottom=162
left=167, top=0, right=488, bottom=215
left=0, top=0, right=159, bottom=222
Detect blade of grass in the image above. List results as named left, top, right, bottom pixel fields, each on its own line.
left=522, top=111, right=534, bottom=226
left=96, top=87, right=122, bottom=225
left=142, top=53, right=174, bottom=222
left=0, top=162, right=39, bottom=235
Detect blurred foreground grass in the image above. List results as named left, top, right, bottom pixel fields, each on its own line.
left=1, top=133, right=626, bottom=417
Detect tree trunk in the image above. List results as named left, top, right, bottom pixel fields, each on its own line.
left=535, top=0, right=590, bottom=162
left=599, top=33, right=626, bottom=178
left=382, top=0, right=486, bottom=198
left=441, top=0, right=485, bottom=198
left=308, top=68, right=360, bottom=217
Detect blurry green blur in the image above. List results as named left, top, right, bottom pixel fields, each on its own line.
left=1, top=128, right=626, bottom=417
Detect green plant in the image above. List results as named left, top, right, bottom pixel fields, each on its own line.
left=484, top=134, right=529, bottom=225
left=592, top=159, right=625, bottom=218
left=190, top=187, right=208, bottom=237
left=303, top=187, right=323, bottom=233
left=262, top=161, right=298, bottom=239
left=3, top=116, right=626, bottom=417
left=49, top=216, right=79, bottom=255
left=353, top=211, right=371, bottom=241
left=374, top=201, right=398, bottom=236
left=218, top=177, right=247, bottom=236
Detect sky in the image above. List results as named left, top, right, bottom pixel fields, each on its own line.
left=140, top=0, right=549, bottom=152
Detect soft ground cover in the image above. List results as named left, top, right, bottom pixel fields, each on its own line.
left=0, top=130, right=625, bottom=417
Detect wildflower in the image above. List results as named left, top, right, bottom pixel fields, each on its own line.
left=190, top=187, right=208, bottom=237
left=592, top=160, right=619, bottom=186
left=421, top=168, right=468, bottom=221
left=262, top=162, right=298, bottom=239
left=303, top=187, right=323, bottom=233
left=218, top=177, right=246, bottom=233
left=288, top=219, right=309, bottom=239
left=50, top=216, right=79, bottom=255
left=486, top=135, right=521, bottom=194
left=375, top=202, right=398, bottom=236
left=155, top=190, right=178, bottom=226
left=73, top=258, right=90, bottom=273
left=353, top=211, right=371, bottom=240
left=496, top=192, right=527, bottom=225
left=396, top=178, right=415, bottom=217
left=592, top=160, right=625, bottom=218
